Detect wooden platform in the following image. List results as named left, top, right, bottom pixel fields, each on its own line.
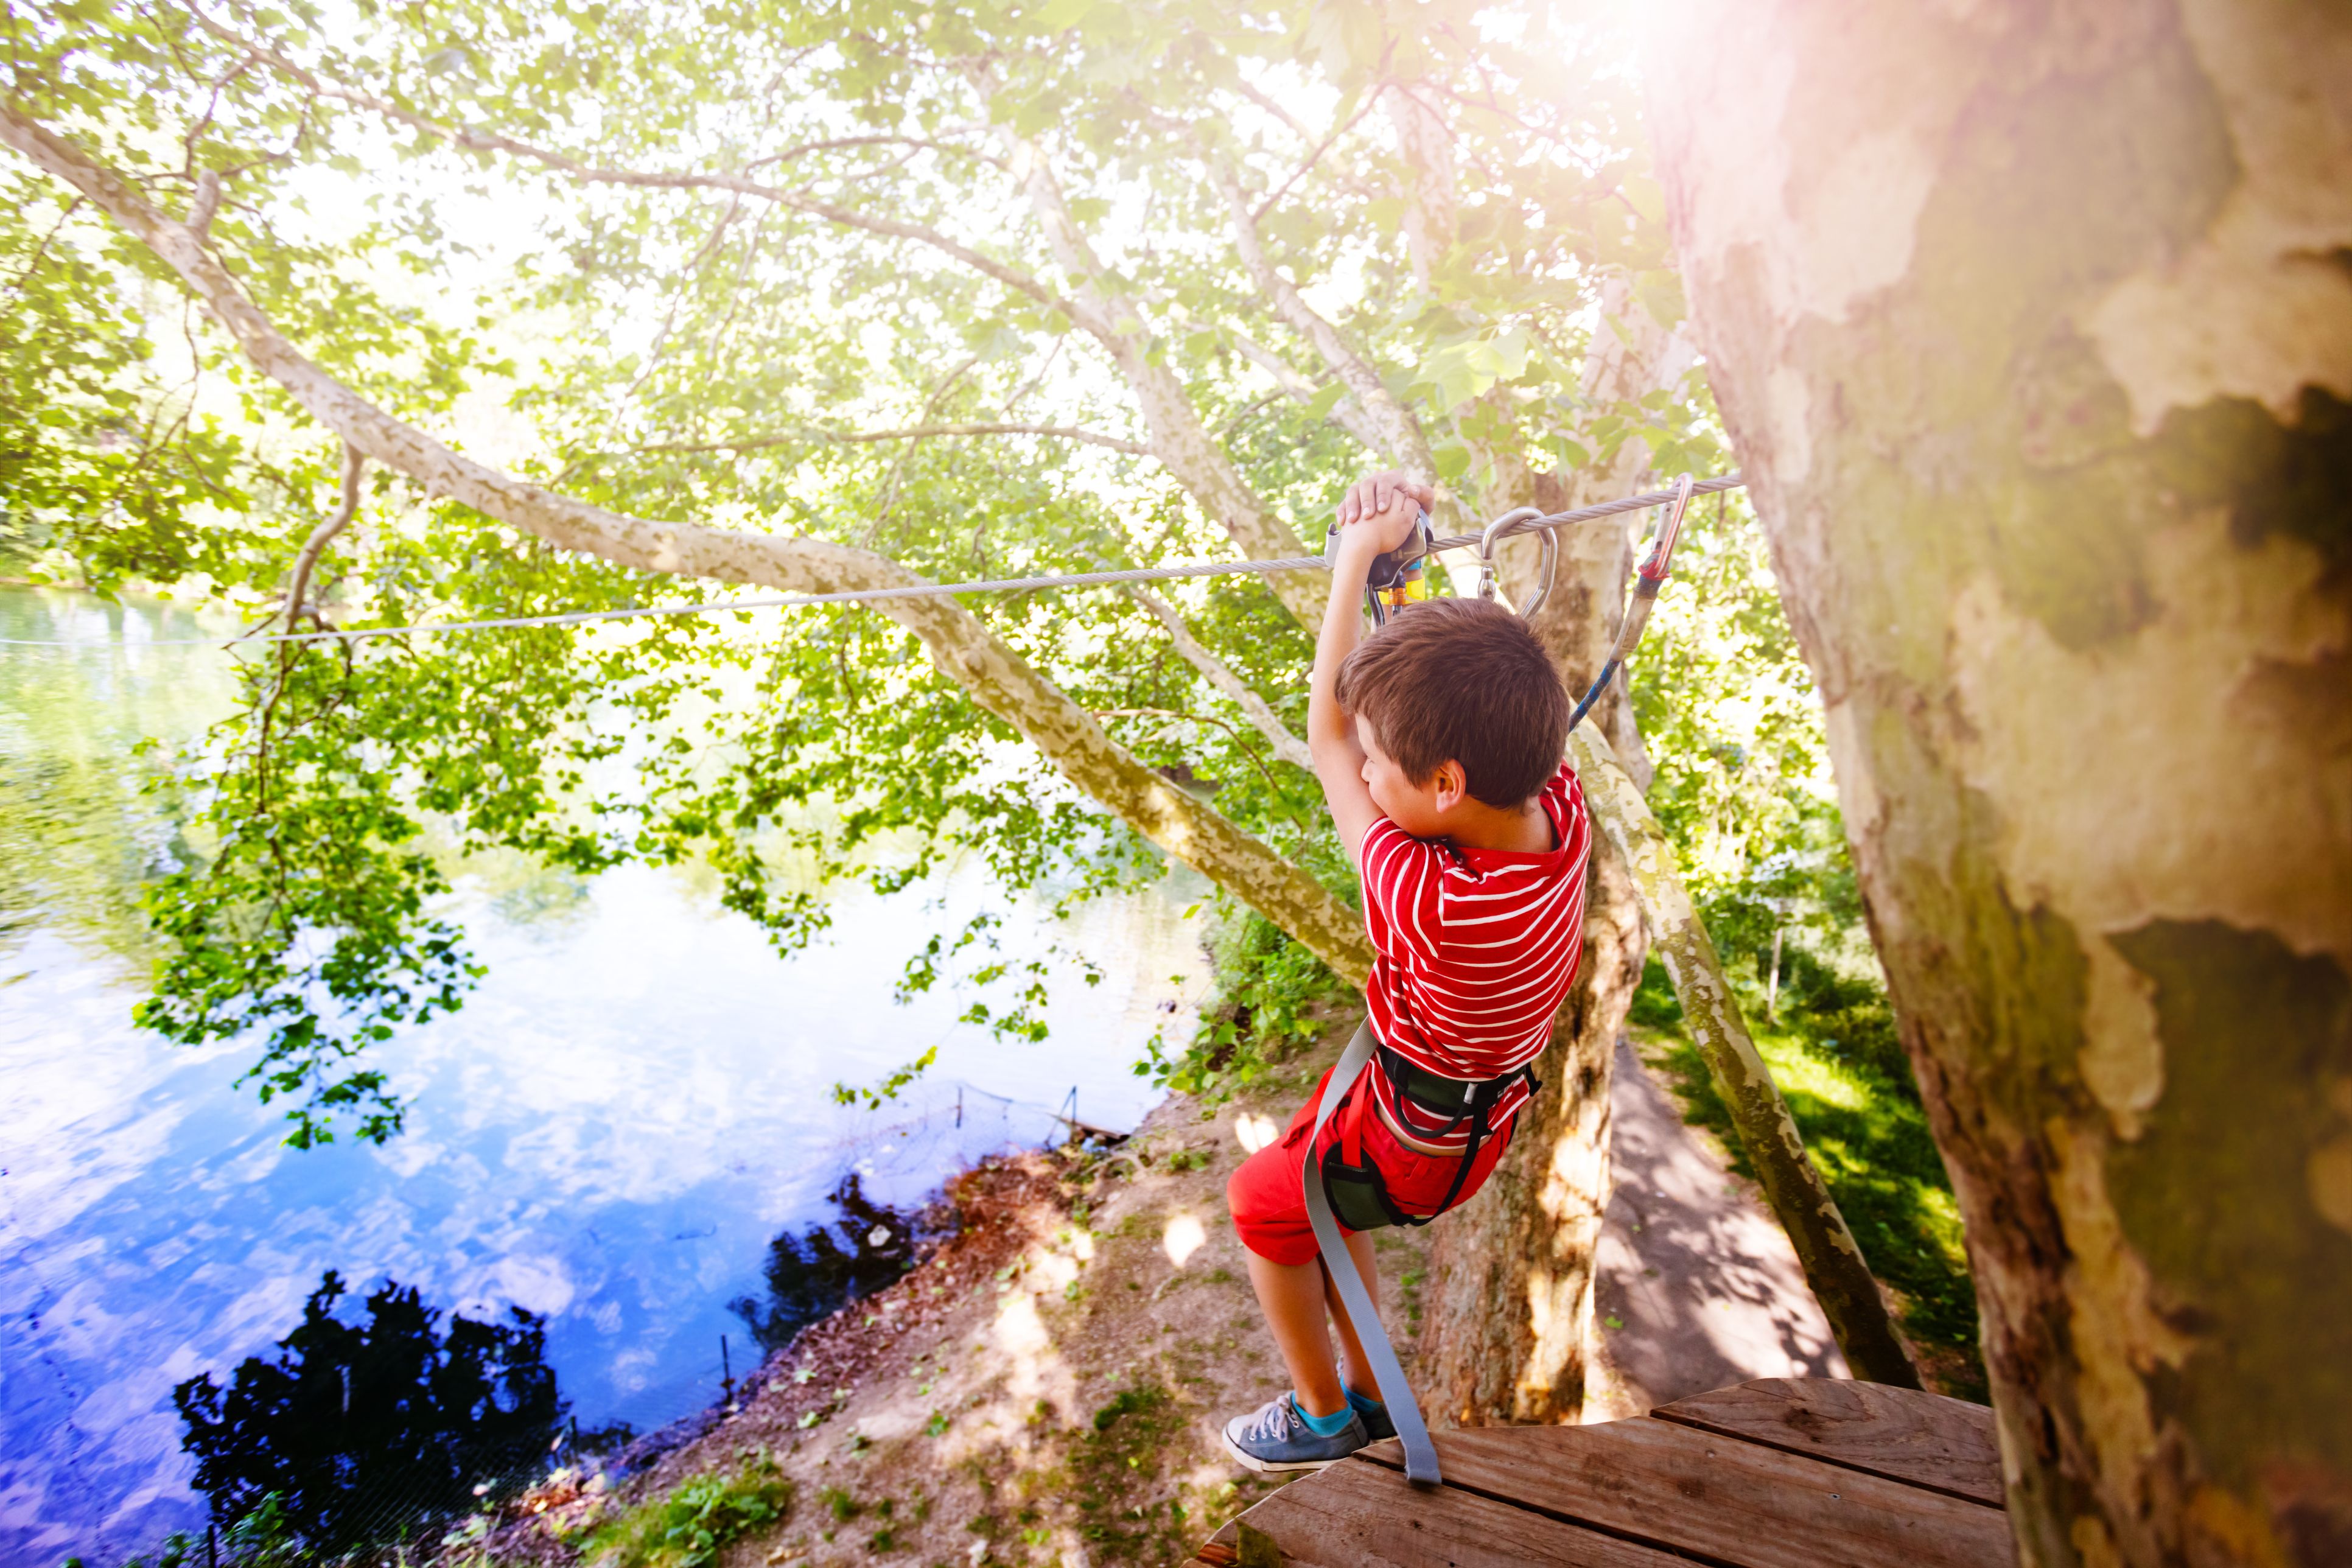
left=1189, top=1378, right=2014, bottom=1567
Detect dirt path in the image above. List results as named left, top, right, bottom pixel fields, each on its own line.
left=485, top=1031, right=1848, bottom=1567
left=1586, top=1034, right=1847, bottom=1418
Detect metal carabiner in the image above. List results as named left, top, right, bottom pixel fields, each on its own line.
left=1565, top=472, right=1699, bottom=733
left=1474, top=507, right=1549, bottom=617
left=1637, top=473, right=1696, bottom=586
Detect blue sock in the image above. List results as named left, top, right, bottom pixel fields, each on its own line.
left=1290, top=1393, right=1354, bottom=1437
left=1346, top=1385, right=1385, bottom=1417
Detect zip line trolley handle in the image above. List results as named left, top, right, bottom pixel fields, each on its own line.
left=1326, top=506, right=1438, bottom=626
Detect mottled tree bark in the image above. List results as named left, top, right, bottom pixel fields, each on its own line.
left=1649, top=2, right=2352, bottom=1563
left=1415, top=278, right=1682, bottom=1424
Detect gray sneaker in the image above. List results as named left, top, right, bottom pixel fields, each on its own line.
left=1220, top=1394, right=1368, bottom=1474
left=1351, top=1395, right=1396, bottom=1443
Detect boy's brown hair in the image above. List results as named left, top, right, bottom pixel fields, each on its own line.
left=1335, top=597, right=1570, bottom=807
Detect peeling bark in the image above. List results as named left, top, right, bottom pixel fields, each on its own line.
left=0, top=105, right=1375, bottom=987
left=1569, top=724, right=1921, bottom=1389
left=1650, top=2, right=2352, bottom=1561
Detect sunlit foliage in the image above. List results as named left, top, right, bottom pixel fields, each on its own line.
left=2, top=0, right=1732, bottom=1143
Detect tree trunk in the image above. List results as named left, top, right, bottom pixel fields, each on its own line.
left=1649, top=4, right=2352, bottom=1563
left=1412, top=814, right=1643, bottom=1427
left=1415, top=278, right=1680, bottom=1424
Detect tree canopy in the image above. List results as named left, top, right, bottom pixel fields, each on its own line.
left=1, top=0, right=1746, bottom=1144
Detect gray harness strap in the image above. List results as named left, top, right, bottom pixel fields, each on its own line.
left=1302, top=1021, right=1442, bottom=1488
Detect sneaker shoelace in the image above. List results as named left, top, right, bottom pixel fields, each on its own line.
left=1242, top=1395, right=1306, bottom=1444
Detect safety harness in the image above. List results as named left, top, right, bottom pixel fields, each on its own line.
left=1301, top=473, right=1699, bottom=1490
left=1319, top=1044, right=1541, bottom=1234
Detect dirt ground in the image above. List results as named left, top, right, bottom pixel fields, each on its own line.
left=477, top=1026, right=1850, bottom=1568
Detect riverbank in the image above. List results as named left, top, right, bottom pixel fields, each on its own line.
left=447, top=1008, right=1879, bottom=1568
left=471, top=1028, right=1408, bottom=1567
left=0, top=583, right=1224, bottom=1566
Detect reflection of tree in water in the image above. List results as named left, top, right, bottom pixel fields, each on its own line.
left=729, top=1174, right=938, bottom=1356
left=173, top=1272, right=565, bottom=1552
left=0, top=590, right=237, bottom=972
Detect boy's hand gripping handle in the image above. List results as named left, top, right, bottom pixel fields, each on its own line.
left=1326, top=509, right=1436, bottom=625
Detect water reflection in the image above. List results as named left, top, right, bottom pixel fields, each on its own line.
left=175, top=1272, right=564, bottom=1553
left=727, top=1175, right=934, bottom=1357
left=0, top=587, right=1213, bottom=1566
left=0, top=590, right=233, bottom=970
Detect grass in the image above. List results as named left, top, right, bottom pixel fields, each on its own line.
left=954, top=1379, right=1207, bottom=1562
left=575, top=1452, right=793, bottom=1568
left=1631, top=955, right=1988, bottom=1400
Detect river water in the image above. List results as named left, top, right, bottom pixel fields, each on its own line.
left=0, top=586, right=1212, bottom=1565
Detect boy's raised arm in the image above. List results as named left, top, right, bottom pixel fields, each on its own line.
left=1309, top=472, right=1432, bottom=866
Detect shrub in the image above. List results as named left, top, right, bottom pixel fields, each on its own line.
left=1136, top=901, right=1349, bottom=1099
left=579, top=1453, right=791, bottom=1568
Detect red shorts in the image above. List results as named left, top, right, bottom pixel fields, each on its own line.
left=1227, top=1063, right=1517, bottom=1266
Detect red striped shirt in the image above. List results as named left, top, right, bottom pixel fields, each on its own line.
left=1357, top=760, right=1592, bottom=1153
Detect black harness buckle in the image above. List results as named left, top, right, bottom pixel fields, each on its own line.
left=1317, top=1051, right=1542, bottom=1233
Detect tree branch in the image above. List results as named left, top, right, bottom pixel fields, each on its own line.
left=628, top=421, right=1152, bottom=458
left=1382, top=82, right=1458, bottom=293
left=282, top=441, right=364, bottom=631
left=1125, top=586, right=1315, bottom=772
left=1230, top=79, right=1318, bottom=149
left=1090, top=706, right=1295, bottom=808
left=186, top=168, right=223, bottom=239
left=741, top=130, right=1002, bottom=174
left=1216, top=161, right=1437, bottom=483
left=864, top=354, right=978, bottom=547
left=0, top=99, right=1374, bottom=984
left=964, top=91, right=1326, bottom=627
left=1250, top=93, right=1379, bottom=225
left=1224, top=329, right=1387, bottom=455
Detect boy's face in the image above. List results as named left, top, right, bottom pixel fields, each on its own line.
left=1354, top=714, right=1460, bottom=838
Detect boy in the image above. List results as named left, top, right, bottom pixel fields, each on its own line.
left=1220, top=470, right=1592, bottom=1472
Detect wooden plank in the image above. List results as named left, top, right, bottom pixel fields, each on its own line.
left=1352, top=1417, right=2016, bottom=1568
left=1651, top=1378, right=2006, bottom=1508
left=1202, top=1457, right=1697, bottom=1568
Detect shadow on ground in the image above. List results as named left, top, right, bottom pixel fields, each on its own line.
left=1587, top=1035, right=1846, bottom=1418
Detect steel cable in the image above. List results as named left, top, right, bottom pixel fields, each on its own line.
left=0, top=475, right=1740, bottom=649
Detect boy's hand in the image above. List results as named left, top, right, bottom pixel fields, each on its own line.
left=1335, top=471, right=1434, bottom=556
left=1312, top=472, right=1433, bottom=866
